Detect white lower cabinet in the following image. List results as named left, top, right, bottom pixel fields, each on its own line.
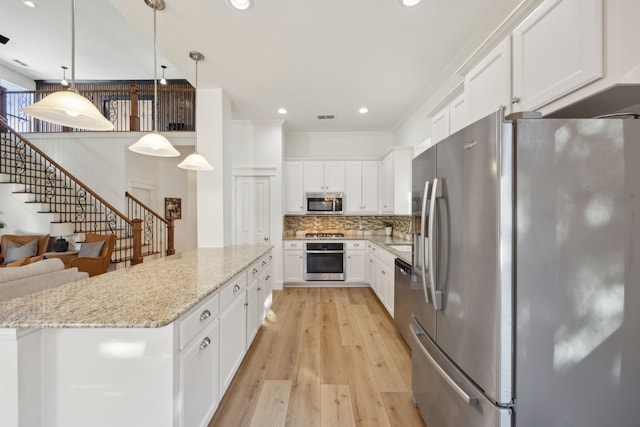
left=283, top=241, right=304, bottom=283
left=367, top=243, right=395, bottom=317
left=346, top=240, right=366, bottom=283
left=180, top=319, right=220, bottom=427
left=219, top=278, right=248, bottom=396
left=246, top=279, right=260, bottom=345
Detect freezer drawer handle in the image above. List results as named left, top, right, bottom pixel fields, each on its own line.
left=410, top=324, right=479, bottom=406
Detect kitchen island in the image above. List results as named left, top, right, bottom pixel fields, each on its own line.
left=0, top=245, right=273, bottom=427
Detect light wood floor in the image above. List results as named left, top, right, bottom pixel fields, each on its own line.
left=208, top=287, right=426, bottom=427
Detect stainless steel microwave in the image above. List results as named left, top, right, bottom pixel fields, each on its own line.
left=305, top=192, right=344, bottom=214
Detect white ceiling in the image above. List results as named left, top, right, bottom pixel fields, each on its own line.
left=0, top=0, right=523, bottom=133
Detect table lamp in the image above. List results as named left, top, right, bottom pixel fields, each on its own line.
left=50, top=222, right=75, bottom=252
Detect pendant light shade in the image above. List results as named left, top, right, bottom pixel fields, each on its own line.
left=23, top=0, right=114, bottom=131
left=129, top=0, right=179, bottom=157
left=129, top=131, right=180, bottom=157
left=24, top=89, right=114, bottom=130
left=178, top=152, right=214, bottom=170
left=178, top=51, right=213, bottom=171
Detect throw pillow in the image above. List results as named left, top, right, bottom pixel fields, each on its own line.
left=79, top=241, right=105, bottom=258
left=26, top=255, right=45, bottom=264
left=3, top=239, right=38, bottom=264
left=6, top=257, right=27, bottom=267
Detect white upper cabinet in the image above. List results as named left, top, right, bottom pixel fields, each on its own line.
left=449, top=92, right=469, bottom=134
left=431, top=106, right=451, bottom=144
left=380, top=155, right=394, bottom=213
left=345, top=161, right=379, bottom=214
left=304, top=161, right=345, bottom=193
left=512, top=0, right=604, bottom=112
left=465, top=37, right=512, bottom=124
left=285, top=162, right=304, bottom=213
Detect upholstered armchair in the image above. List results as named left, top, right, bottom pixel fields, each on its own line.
left=0, top=234, right=50, bottom=266
left=68, top=233, right=116, bottom=277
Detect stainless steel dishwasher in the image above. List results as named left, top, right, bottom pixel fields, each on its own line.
left=394, top=257, right=413, bottom=346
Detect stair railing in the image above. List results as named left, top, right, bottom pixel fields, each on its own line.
left=0, top=120, right=143, bottom=266
left=125, top=192, right=175, bottom=257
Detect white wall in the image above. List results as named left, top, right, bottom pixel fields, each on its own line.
left=230, top=119, right=285, bottom=289
left=0, top=64, right=36, bottom=90
left=22, top=132, right=197, bottom=253
left=285, top=131, right=392, bottom=160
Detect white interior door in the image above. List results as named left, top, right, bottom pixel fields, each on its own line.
left=235, top=177, right=270, bottom=245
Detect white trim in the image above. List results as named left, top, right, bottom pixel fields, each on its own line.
left=455, top=0, right=546, bottom=77
left=426, top=81, right=464, bottom=118
left=231, top=167, right=277, bottom=177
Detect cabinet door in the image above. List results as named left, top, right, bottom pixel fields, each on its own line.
left=345, top=162, right=364, bottom=213
left=346, top=250, right=366, bottom=283
left=304, top=162, right=325, bottom=192
left=431, top=106, right=450, bottom=144
left=465, top=37, right=511, bottom=123
left=246, top=280, right=259, bottom=345
left=181, top=320, right=220, bottom=427
left=258, top=268, right=272, bottom=321
left=512, top=0, right=603, bottom=112
left=381, top=155, right=394, bottom=213
left=362, top=161, right=379, bottom=213
left=450, top=92, right=469, bottom=134
left=219, top=293, right=247, bottom=396
left=283, top=250, right=304, bottom=283
left=285, top=162, right=305, bottom=213
left=324, top=162, right=345, bottom=192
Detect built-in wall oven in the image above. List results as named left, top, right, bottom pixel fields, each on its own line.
left=304, top=237, right=345, bottom=281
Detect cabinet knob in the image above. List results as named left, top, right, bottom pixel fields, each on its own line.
left=354, top=243, right=359, bottom=247
left=199, top=337, right=211, bottom=350
left=348, top=256, right=351, bottom=259
left=262, top=260, right=267, bottom=266
left=511, top=96, right=521, bottom=104
left=244, top=302, right=249, bottom=307
left=264, top=236, right=269, bottom=241
left=269, top=255, right=273, bottom=260
left=253, top=268, right=258, bottom=274
left=233, top=284, right=240, bottom=293
left=258, top=287, right=262, bottom=291
left=200, top=310, right=211, bottom=321
left=266, top=275, right=270, bottom=280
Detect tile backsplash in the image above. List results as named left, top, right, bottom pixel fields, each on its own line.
left=284, top=215, right=411, bottom=237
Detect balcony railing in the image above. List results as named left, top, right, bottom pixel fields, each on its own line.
left=0, top=83, right=195, bottom=134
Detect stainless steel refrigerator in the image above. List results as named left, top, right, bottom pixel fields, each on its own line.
left=410, top=110, right=640, bottom=427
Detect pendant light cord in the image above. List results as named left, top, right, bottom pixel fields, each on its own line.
left=153, top=7, right=158, bottom=133
left=70, top=0, right=76, bottom=91
left=194, top=58, right=198, bottom=152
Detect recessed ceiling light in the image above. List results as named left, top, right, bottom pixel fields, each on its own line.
left=227, top=0, right=252, bottom=11
left=359, top=107, right=369, bottom=114
left=23, top=0, right=37, bottom=7
left=401, top=0, right=421, bottom=6
left=278, top=108, right=288, bottom=115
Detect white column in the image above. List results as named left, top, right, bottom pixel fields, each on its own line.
left=196, top=88, right=232, bottom=248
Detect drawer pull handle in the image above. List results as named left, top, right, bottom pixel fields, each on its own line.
left=233, top=284, right=241, bottom=293
left=200, top=310, right=211, bottom=321
left=265, top=275, right=270, bottom=280
left=199, top=337, right=211, bottom=350
left=354, top=243, right=360, bottom=247
left=262, top=260, right=267, bottom=266
left=253, top=268, right=258, bottom=274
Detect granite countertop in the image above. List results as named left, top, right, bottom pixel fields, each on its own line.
left=0, top=245, right=272, bottom=329
left=283, top=234, right=413, bottom=263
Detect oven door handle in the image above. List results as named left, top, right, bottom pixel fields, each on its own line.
left=305, top=250, right=345, bottom=254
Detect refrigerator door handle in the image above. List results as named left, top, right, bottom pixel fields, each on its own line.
left=420, top=180, right=432, bottom=304
left=410, top=324, right=479, bottom=406
left=428, top=178, right=443, bottom=310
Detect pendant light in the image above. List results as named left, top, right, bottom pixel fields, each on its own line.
left=160, top=65, right=167, bottom=85
left=60, top=66, right=69, bottom=87
left=23, top=0, right=114, bottom=131
left=128, top=0, right=179, bottom=157
left=178, top=51, right=213, bottom=171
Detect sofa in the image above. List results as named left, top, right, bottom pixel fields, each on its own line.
left=0, top=258, right=89, bottom=301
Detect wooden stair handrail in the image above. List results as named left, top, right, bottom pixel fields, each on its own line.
left=125, top=191, right=175, bottom=256
left=0, top=120, right=134, bottom=229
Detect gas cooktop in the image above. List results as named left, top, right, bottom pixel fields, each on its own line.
left=305, top=233, right=344, bottom=238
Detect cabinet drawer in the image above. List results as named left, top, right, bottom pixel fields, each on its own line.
left=346, top=240, right=365, bottom=250
left=284, top=241, right=304, bottom=250
left=220, top=272, right=247, bottom=309
left=180, top=293, right=220, bottom=351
